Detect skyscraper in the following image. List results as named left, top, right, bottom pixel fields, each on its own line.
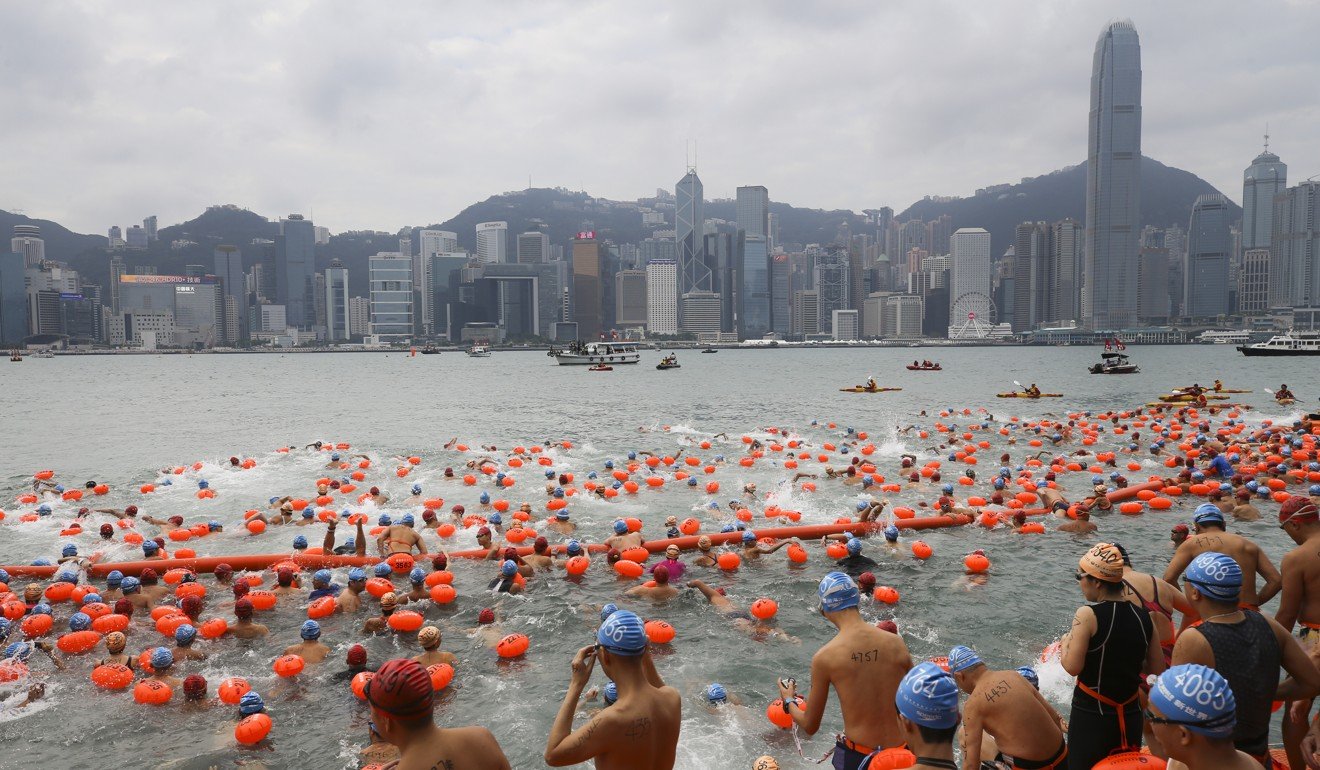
left=214, top=245, right=246, bottom=340
left=735, top=186, right=769, bottom=239
left=571, top=234, right=603, bottom=339
left=143, top=215, right=158, bottom=241
left=1050, top=219, right=1084, bottom=324
left=1083, top=20, right=1142, bottom=330
left=419, top=230, right=459, bottom=258
left=1184, top=194, right=1232, bottom=319
left=475, top=222, right=508, bottom=264
left=517, top=232, right=549, bottom=264
left=11, top=225, right=44, bottom=268
left=676, top=170, right=710, bottom=315
left=740, top=236, right=770, bottom=339
left=276, top=214, right=316, bottom=329
left=368, top=253, right=413, bottom=341
left=813, top=248, right=850, bottom=335
left=645, top=259, right=677, bottom=335
left=108, top=255, right=125, bottom=315
left=0, top=251, right=26, bottom=343
left=614, top=270, right=647, bottom=327
left=1242, top=140, right=1286, bottom=251
left=325, top=259, right=350, bottom=341
left=769, top=254, right=791, bottom=336
left=948, top=228, right=993, bottom=336
left=1012, top=222, right=1052, bottom=332
left=1270, top=181, right=1320, bottom=309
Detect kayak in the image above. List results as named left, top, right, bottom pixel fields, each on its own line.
left=1211, top=389, right=1252, bottom=394
left=1159, top=393, right=1230, bottom=403
left=1277, top=398, right=1298, bottom=406
left=1142, top=402, right=1253, bottom=410
left=839, top=387, right=903, bottom=393
left=906, top=365, right=942, bottom=371
left=995, top=392, right=1062, bottom=399
left=588, top=365, right=613, bottom=372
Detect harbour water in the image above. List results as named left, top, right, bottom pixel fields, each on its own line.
left=0, top=345, right=1312, bottom=769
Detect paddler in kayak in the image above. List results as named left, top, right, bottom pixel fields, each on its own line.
left=863, top=376, right=878, bottom=392
left=1277, top=383, right=1297, bottom=402
left=1024, top=383, right=1041, bottom=398
left=1213, top=379, right=1224, bottom=392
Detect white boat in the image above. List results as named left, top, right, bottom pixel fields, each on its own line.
left=1238, top=331, right=1320, bottom=357
left=548, top=342, right=641, bottom=366
left=467, top=344, right=491, bottom=357
left=1197, top=330, right=1250, bottom=345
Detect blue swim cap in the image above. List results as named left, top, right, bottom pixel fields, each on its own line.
left=488, top=513, right=502, bottom=525
left=1310, top=484, right=1320, bottom=497
left=198, top=480, right=209, bottom=489
left=554, top=487, right=565, bottom=498
left=687, top=477, right=697, bottom=487
left=309, top=569, right=330, bottom=585
left=5, top=642, right=33, bottom=661
left=151, top=646, right=174, bottom=670
left=742, top=531, right=756, bottom=544
left=32, top=558, right=51, bottom=567
left=1192, top=503, right=1225, bottom=526
left=603, top=680, right=618, bottom=705
left=1149, top=664, right=1236, bottom=739
left=895, top=662, right=960, bottom=729
left=613, top=520, right=628, bottom=535
left=1184, top=552, right=1242, bottom=602
left=55, top=571, right=76, bottom=584
left=301, top=620, right=321, bottom=640
left=68, top=612, right=91, bottom=631
left=331, top=453, right=341, bottom=461
left=121, top=576, right=140, bottom=593
left=856, top=501, right=869, bottom=511
left=377, top=515, right=391, bottom=526
left=208, top=521, right=222, bottom=531
left=705, top=683, right=728, bottom=703
left=846, top=538, right=862, bottom=556
left=401, top=514, right=415, bottom=526
left=292, top=535, right=308, bottom=549
left=82, top=593, right=102, bottom=605
left=411, top=484, right=421, bottom=495
left=175, top=624, right=197, bottom=644
left=373, top=563, right=392, bottom=577
left=941, top=483, right=954, bottom=494
left=1016, top=666, right=1040, bottom=689
left=62, top=544, right=77, bottom=557
left=627, top=452, right=637, bottom=460
left=409, top=567, right=425, bottom=584
left=883, top=525, right=900, bottom=542
left=1091, top=475, right=1103, bottom=485
left=479, top=492, right=490, bottom=504
left=597, top=609, right=647, bottom=656
left=239, top=690, right=265, bottom=715
left=37, top=504, right=51, bottom=515
left=344, top=537, right=356, bottom=548
left=604, top=460, right=614, bottom=469
left=600, top=603, right=619, bottom=621
left=993, top=478, right=1006, bottom=490
left=348, top=568, right=366, bottom=582
left=269, top=497, right=279, bottom=505
left=817, top=572, right=860, bottom=613
left=301, top=509, right=314, bottom=519
left=948, top=645, right=983, bottom=673
left=545, top=470, right=556, bottom=479
left=861, top=477, right=873, bottom=488
left=142, top=540, right=158, bottom=553
left=588, top=471, right=598, bottom=480
left=555, top=510, right=570, bottom=520
left=0, top=618, right=8, bottom=637
left=1258, top=487, right=1271, bottom=499
left=500, top=560, right=517, bottom=577
left=1191, top=471, right=1205, bottom=481
left=0, top=569, right=8, bottom=584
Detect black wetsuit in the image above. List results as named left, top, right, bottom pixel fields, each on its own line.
left=1067, top=600, right=1152, bottom=770
left=1195, top=611, right=1279, bottom=758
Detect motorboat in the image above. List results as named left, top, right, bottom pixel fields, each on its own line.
left=8, top=350, right=20, bottom=362
left=1238, top=331, right=1320, bottom=356
left=701, top=348, right=717, bottom=354
left=420, top=346, right=440, bottom=355
left=549, top=341, right=641, bottom=366
left=467, top=344, right=491, bottom=358
left=1088, top=352, right=1140, bottom=374
left=588, top=364, right=613, bottom=372
left=906, top=361, right=941, bottom=371
left=656, top=355, right=681, bottom=370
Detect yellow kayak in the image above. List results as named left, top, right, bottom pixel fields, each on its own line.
left=839, top=387, right=902, bottom=393
left=995, top=392, right=1062, bottom=399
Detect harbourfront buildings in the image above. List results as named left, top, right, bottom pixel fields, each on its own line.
left=1184, top=194, right=1232, bottom=320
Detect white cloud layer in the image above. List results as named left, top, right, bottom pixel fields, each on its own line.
left=2, top=0, right=1317, bottom=234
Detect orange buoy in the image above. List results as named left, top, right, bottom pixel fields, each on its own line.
left=273, top=653, right=305, bottom=677
left=1149, top=497, right=1173, bottom=510
left=1090, top=751, right=1165, bottom=769
left=56, top=630, right=101, bottom=654
left=716, top=552, right=742, bottom=571
left=767, top=697, right=805, bottom=729
left=91, top=613, right=130, bottom=634
left=826, top=543, right=848, bottom=559
left=427, top=662, right=455, bottom=691
left=388, top=610, right=424, bottom=632
left=964, top=553, right=990, bottom=574
left=199, top=617, right=229, bottom=639
left=621, top=546, right=649, bottom=563
left=217, top=677, right=252, bottom=705
left=496, top=633, right=530, bottom=658
left=425, top=570, right=455, bottom=587
left=1119, top=502, right=1144, bottom=515
left=90, top=663, right=134, bottom=690
left=20, top=614, right=53, bottom=638
left=365, top=578, right=394, bottom=598
left=246, top=519, right=266, bottom=535
left=429, top=584, right=457, bottom=604
left=351, top=671, right=373, bottom=700
left=134, top=679, right=173, bottom=704
left=786, top=543, right=808, bottom=564
left=307, top=596, right=336, bottom=619
left=644, top=619, right=676, bottom=644
left=751, top=598, right=778, bottom=619
left=247, top=590, right=277, bottom=610
left=565, top=556, right=590, bottom=576
left=613, top=560, right=644, bottom=578
left=1020, top=522, right=1046, bottom=534
left=873, top=586, right=901, bottom=605
left=387, top=553, right=415, bottom=574
left=911, top=541, right=933, bottom=560
left=235, top=712, right=273, bottom=745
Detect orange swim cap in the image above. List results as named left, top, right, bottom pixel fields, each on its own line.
left=1078, top=543, right=1124, bottom=583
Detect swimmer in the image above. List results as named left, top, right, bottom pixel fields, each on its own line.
left=377, top=514, right=427, bottom=558
left=522, top=538, right=555, bottom=571
left=857, top=500, right=887, bottom=524
left=475, top=527, right=502, bottom=561
left=367, top=658, right=511, bottom=769
left=283, top=620, right=331, bottom=663
left=546, top=510, right=576, bottom=536
left=358, top=717, right=401, bottom=767
left=1148, top=665, right=1260, bottom=770
left=172, top=624, right=207, bottom=663
left=1272, top=496, right=1320, bottom=770
left=603, top=520, right=644, bottom=551
left=120, top=576, right=154, bottom=612
left=270, top=567, right=302, bottom=598
left=324, top=515, right=368, bottom=556
left=363, top=593, right=399, bottom=634
left=1163, top=503, right=1281, bottom=610
left=230, top=598, right=269, bottom=639
left=947, top=646, right=1067, bottom=770
left=1057, top=507, right=1097, bottom=535
left=692, top=536, right=718, bottom=568
left=544, top=610, right=681, bottom=769
left=336, top=568, right=368, bottom=613
left=650, top=545, right=687, bottom=583
left=626, top=564, right=679, bottom=601
left=776, top=573, right=912, bottom=767
left=331, top=643, right=373, bottom=684
left=413, top=626, right=456, bottom=667
left=1171, top=523, right=1190, bottom=548
left=1230, top=488, right=1261, bottom=522
left=741, top=531, right=798, bottom=561
left=469, top=608, right=503, bottom=649
left=555, top=540, right=589, bottom=570
left=400, top=568, right=430, bottom=603
left=688, top=580, right=798, bottom=642
left=488, top=561, right=524, bottom=595
left=97, top=631, right=134, bottom=669
left=828, top=537, right=879, bottom=577
left=308, top=569, right=340, bottom=601
left=146, top=646, right=182, bottom=690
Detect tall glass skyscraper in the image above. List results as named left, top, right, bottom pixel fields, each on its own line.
left=1242, top=143, right=1286, bottom=251
left=276, top=214, right=316, bottom=329
left=1184, top=194, right=1232, bottom=319
left=676, top=170, right=710, bottom=326
left=1083, top=20, right=1142, bottom=330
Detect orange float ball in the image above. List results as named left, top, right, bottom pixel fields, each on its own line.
left=273, top=654, right=305, bottom=677
left=91, top=663, right=134, bottom=690
left=911, top=541, right=933, bottom=560
left=964, top=553, right=991, bottom=574
left=644, top=619, right=676, bottom=644
left=767, top=697, right=805, bottom=729
left=351, top=671, right=373, bottom=700
left=235, top=712, right=273, bottom=745
left=496, top=633, right=530, bottom=658
left=219, top=676, right=251, bottom=705
left=873, top=586, right=901, bottom=605
left=565, top=556, right=591, bottom=576
left=750, top=598, right=778, bottom=619
left=429, top=584, right=457, bottom=604
left=428, top=662, right=455, bottom=691
left=613, top=560, right=644, bottom=578
left=134, top=679, right=173, bottom=704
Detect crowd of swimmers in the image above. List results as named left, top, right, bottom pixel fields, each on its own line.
left=6, top=406, right=1320, bottom=769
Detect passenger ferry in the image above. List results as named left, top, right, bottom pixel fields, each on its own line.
left=548, top=342, right=641, bottom=366
left=1197, top=330, right=1249, bottom=345
left=466, top=343, right=491, bottom=358
left=1237, top=331, right=1320, bottom=356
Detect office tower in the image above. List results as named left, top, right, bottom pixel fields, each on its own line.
left=766, top=212, right=780, bottom=252
left=398, top=233, right=412, bottom=257
left=740, top=236, right=770, bottom=339
left=1012, top=222, right=1051, bottom=332
left=736, top=186, right=769, bottom=239
left=792, top=290, right=819, bottom=337
left=897, top=219, right=928, bottom=260
left=368, top=253, right=413, bottom=341
left=108, top=255, right=125, bottom=314
left=214, top=245, right=245, bottom=340
left=475, top=222, right=508, bottom=264
left=517, top=231, right=549, bottom=264
left=325, top=259, right=350, bottom=341
left=420, top=230, right=459, bottom=258
left=679, top=291, right=722, bottom=338
left=0, top=251, right=25, bottom=343
left=313, top=226, right=331, bottom=245
left=126, top=226, right=148, bottom=249
left=276, top=214, right=316, bottom=329
left=947, top=228, right=992, bottom=335
left=1183, top=194, right=1232, bottom=319
left=1270, top=181, right=1320, bottom=309
left=863, top=292, right=890, bottom=337
left=703, top=231, right=740, bottom=334
left=769, top=254, right=790, bottom=336
left=676, top=170, right=710, bottom=315
left=1242, top=140, right=1286, bottom=251
left=1238, top=249, right=1270, bottom=314
left=1050, top=219, right=1083, bottom=324
left=143, top=215, right=158, bottom=241
left=813, top=248, right=849, bottom=334
left=11, top=225, right=45, bottom=268
left=871, top=207, right=896, bottom=256
left=615, top=270, right=647, bottom=327
left=926, top=215, right=954, bottom=256
left=885, top=295, right=924, bottom=339
left=571, top=234, right=603, bottom=339
left=1083, top=20, right=1142, bottom=329
left=1137, top=247, right=1170, bottom=322
left=640, top=234, right=678, bottom=265
left=831, top=309, right=859, bottom=340
left=348, top=296, right=370, bottom=337
left=645, top=259, right=678, bottom=335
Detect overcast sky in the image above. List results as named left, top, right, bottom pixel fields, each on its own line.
left=3, top=1, right=1317, bottom=235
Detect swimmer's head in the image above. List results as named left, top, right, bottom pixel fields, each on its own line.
left=233, top=582, right=250, bottom=599
left=114, top=598, right=133, bottom=616
left=613, top=520, right=628, bottom=535
left=150, top=646, right=174, bottom=671
left=475, top=527, right=492, bottom=542
left=277, top=568, right=295, bottom=587
left=705, top=683, right=728, bottom=704
left=653, top=565, right=670, bottom=585
left=421, top=509, right=436, bottom=523
left=600, top=603, right=619, bottom=621
left=68, top=612, right=91, bottom=631
left=234, top=598, right=254, bottom=620
left=106, top=570, right=124, bottom=587
left=418, top=626, right=441, bottom=650
left=300, top=620, right=321, bottom=641
left=369, top=487, right=380, bottom=496
left=99, top=523, right=114, bottom=538
left=596, top=609, right=647, bottom=657
left=410, top=483, right=421, bottom=495
left=664, top=545, right=680, bottom=560
left=348, top=568, right=367, bottom=584
left=105, top=631, right=126, bottom=653
left=478, top=608, right=496, bottom=625
left=500, top=560, right=518, bottom=577
left=292, top=535, right=308, bottom=551
left=895, top=662, right=960, bottom=730
left=697, top=536, right=712, bottom=552
left=377, top=515, right=392, bottom=527
left=374, top=563, right=392, bottom=578
left=408, top=567, right=425, bottom=585
left=183, top=674, right=207, bottom=700
left=817, top=572, right=860, bottom=614
left=168, top=515, right=184, bottom=527
left=120, top=576, right=141, bottom=594
left=142, top=540, right=159, bottom=556
left=1016, top=666, right=1040, bottom=689
left=1149, top=663, right=1236, bottom=740
left=555, top=510, right=570, bottom=520
left=312, top=569, right=332, bottom=587
left=883, top=525, right=899, bottom=542
left=175, top=624, right=197, bottom=646
left=566, top=539, right=583, bottom=556
left=857, top=571, right=876, bottom=593
left=379, top=593, right=398, bottom=613
left=239, top=691, right=266, bottom=716
left=430, top=554, right=448, bottom=571
left=346, top=644, right=368, bottom=667
left=876, top=620, right=899, bottom=635
left=845, top=538, right=863, bottom=556
left=603, top=680, right=618, bottom=706
left=401, top=514, right=415, bottom=527
left=181, top=596, right=203, bottom=618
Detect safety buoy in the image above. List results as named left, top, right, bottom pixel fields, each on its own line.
left=219, top=677, right=251, bottom=704
left=235, top=712, right=273, bottom=745
left=91, top=663, right=134, bottom=689
left=272, top=654, right=305, bottom=677
left=134, top=679, right=173, bottom=704
left=496, top=633, right=530, bottom=658
left=644, top=619, right=675, bottom=644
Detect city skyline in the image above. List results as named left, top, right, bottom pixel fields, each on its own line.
left=2, top=2, right=1317, bottom=234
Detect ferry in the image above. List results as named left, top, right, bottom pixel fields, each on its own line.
left=548, top=342, right=641, bottom=366
left=1237, top=331, right=1320, bottom=357
left=466, top=344, right=491, bottom=358
left=1197, top=330, right=1250, bottom=345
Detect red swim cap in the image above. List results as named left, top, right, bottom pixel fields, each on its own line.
left=183, top=674, right=207, bottom=697
left=234, top=599, right=254, bottom=619
left=421, top=509, right=436, bottom=522
left=346, top=643, right=368, bottom=667
left=214, top=564, right=233, bottom=578
left=856, top=571, right=876, bottom=591
left=233, top=582, right=250, bottom=598
left=653, top=564, right=670, bottom=584
left=431, top=554, right=447, bottom=571
left=169, top=515, right=184, bottom=526
left=876, top=620, right=899, bottom=634
left=534, top=536, right=549, bottom=552
left=140, top=568, right=158, bottom=585
left=181, top=596, right=203, bottom=618
left=478, top=608, right=495, bottom=625
left=114, top=598, right=133, bottom=616
left=99, top=523, right=114, bottom=538
left=1281, top=495, right=1320, bottom=525
left=452, top=504, right=464, bottom=513
left=367, top=658, right=434, bottom=719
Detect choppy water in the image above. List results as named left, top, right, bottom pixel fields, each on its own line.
left=0, top=346, right=1312, bottom=769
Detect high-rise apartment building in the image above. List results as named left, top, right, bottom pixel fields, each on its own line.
left=884, top=295, right=924, bottom=339
left=571, top=234, right=603, bottom=340
left=348, top=296, right=370, bottom=337
left=325, top=260, right=350, bottom=341
left=1184, top=194, right=1232, bottom=319
left=1238, top=249, right=1270, bottom=314
left=1083, top=20, right=1142, bottom=329
left=143, top=215, right=158, bottom=241
left=276, top=214, right=317, bottom=329
left=645, top=259, right=677, bottom=335
left=792, top=290, right=819, bottom=337
left=1050, top=219, right=1084, bottom=324
left=676, top=170, right=710, bottom=315
left=948, top=228, right=993, bottom=335
left=735, top=186, right=769, bottom=239
left=368, top=253, right=413, bottom=341
left=126, top=226, right=148, bottom=250
left=475, top=222, right=508, bottom=264
left=517, top=232, right=549, bottom=264
left=1242, top=142, right=1286, bottom=251
left=1270, top=181, right=1320, bottom=309
left=12, top=225, right=44, bottom=268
